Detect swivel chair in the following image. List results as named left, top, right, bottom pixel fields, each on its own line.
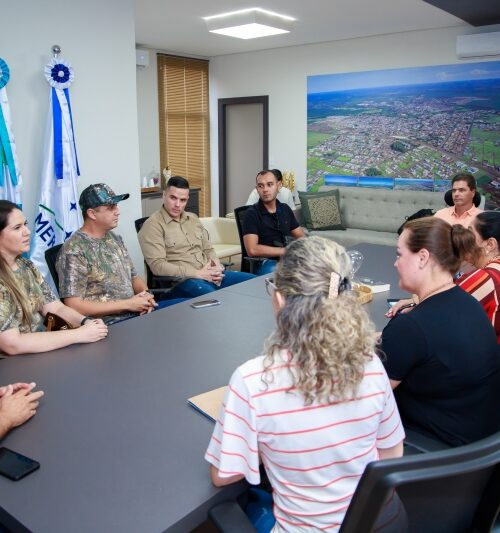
left=134, top=217, right=181, bottom=293
left=209, top=430, right=500, bottom=533
left=444, top=189, right=482, bottom=208
left=233, top=206, right=267, bottom=274
left=45, top=243, right=63, bottom=292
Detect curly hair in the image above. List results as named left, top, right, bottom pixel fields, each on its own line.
left=263, top=236, right=376, bottom=405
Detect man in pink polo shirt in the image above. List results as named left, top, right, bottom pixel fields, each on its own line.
left=435, top=173, right=482, bottom=227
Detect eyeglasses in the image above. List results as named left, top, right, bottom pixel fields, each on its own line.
left=265, top=277, right=277, bottom=296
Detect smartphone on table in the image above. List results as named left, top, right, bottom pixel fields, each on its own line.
left=190, top=299, right=221, bottom=309
left=0, top=447, right=40, bottom=481
left=386, top=299, right=399, bottom=309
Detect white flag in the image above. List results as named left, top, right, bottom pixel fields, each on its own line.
left=0, top=58, right=22, bottom=206
left=30, top=58, right=82, bottom=281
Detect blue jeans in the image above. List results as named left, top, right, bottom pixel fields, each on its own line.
left=166, top=271, right=255, bottom=299
left=256, top=260, right=277, bottom=276
left=155, top=298, right=186, bottom=310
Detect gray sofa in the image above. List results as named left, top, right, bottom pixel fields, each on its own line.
left=297, top=185, right=447, bottom=247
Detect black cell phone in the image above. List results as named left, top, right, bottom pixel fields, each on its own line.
left=0, top=447, right=40, bottom=481
left=190, top=299, right=221, bottom=309
left=387, top=299, right=399, bottom=309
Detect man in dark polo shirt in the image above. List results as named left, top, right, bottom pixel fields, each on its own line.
left=242, top=170, right=304, bottom=275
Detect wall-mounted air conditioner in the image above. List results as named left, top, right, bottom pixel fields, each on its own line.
left=456, top=31, right=500, bottom=59
left=136, top=49, right=150, bottom=68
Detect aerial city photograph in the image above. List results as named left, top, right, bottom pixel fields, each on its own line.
left=307, top=61, right=500, bottom=208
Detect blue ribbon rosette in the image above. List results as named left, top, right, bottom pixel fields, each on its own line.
left=0, top=58, right=10, bottom=89
left=0, top=57, right=18, bottom=187
left=43, top=57, right=79, bottom=179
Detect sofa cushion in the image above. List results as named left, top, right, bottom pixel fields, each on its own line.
left=298, top=189, right=345, bottom=231
left=319, top=186, right=446, bottom=233
left=310, top=228, right=397, bottom=247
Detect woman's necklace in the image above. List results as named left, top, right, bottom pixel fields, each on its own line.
left=419, top=280, right=454, bottom=303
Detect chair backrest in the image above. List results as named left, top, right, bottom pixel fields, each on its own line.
left=45, top=243, right=63, bottom=292
left=134, top=216, right=178, bottom=289
left=339, top=430, right=500, bottom=533
left=234, top=205, right=253, bottom=273
left=444, top=189, right=482, bottom=208
left=135, top=216, right=148, bottom=233
left=134, top=216, right=156, bottom=287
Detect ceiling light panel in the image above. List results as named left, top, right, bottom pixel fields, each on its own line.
left=204, top=8, right=295, bottom=40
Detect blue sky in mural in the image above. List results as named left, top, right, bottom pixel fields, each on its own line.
left=308, top=61, right=500, bottom=93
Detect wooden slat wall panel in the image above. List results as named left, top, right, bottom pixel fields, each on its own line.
left=157, top=54, right=211, bottom=216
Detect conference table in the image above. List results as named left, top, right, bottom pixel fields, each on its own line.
left=0, top=243, right=407, bottom=532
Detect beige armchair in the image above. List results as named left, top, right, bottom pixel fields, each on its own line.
left=200, top=217, right=241, bottom=262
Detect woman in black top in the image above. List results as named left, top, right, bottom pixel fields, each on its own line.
left=381, top=217, right=500, bottom=446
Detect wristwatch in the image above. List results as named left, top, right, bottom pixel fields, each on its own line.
left=80, top=316, right=93, bottom=325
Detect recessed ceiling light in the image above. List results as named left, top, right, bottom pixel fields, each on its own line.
left=203, top=8, right=295, bottom=40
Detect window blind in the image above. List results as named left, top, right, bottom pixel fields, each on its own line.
left=157, top=54, right=210, bottom=216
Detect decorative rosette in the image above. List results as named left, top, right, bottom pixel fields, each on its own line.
left=0, top=58, right=10, bottom=89
left=44, top=57, right=74, bottom=89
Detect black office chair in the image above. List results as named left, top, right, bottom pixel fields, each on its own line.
left=233, top=206, right=267, bottom=274
left=45, top=243, right=63, bottom=292
left=209, top=430, right=500, bottom=533
left=444, top=189, right=482, bottom=207
left=134, top=217, right=180, bottom=292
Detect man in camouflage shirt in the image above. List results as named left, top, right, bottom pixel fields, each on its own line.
left=57, top=183, right=164, bottom=325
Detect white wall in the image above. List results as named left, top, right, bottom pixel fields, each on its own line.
left=136, top=25, right=500, bottom=216
left=136, top=51, right=161, bottom=181
left=2, top=0, right=143, bottom=270
left=209, top=24, right=500, bottom=214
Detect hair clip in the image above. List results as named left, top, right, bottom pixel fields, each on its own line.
left=328, top=272, right=341, bottom=299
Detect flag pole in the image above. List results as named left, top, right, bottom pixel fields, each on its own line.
left=30, top=46, right=82, bottom=287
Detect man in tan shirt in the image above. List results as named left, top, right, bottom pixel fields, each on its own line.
left=138, top=176, right=254, bottom=298
left=434, top=173, right=482, bottom=228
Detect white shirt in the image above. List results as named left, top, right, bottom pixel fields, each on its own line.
left=205, top=350, right=404, bottom=532
left=246, top=187, right=296, bottom=211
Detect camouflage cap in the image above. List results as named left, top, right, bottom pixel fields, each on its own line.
left=79, top=183, right=130, bottom=212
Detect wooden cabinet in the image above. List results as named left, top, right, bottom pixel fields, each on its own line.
left=141, top=188, right=200, bottom=217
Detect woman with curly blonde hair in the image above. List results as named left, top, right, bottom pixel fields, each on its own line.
left=206, top=236, right=405, bottom=532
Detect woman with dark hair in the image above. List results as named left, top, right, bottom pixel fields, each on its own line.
left=206, top=236, right=405, bottom=532
left=381, top=217, right=500, bottom=447
left=387, top=211, right=500, bottom=342
left=0, top=200, right=108, bottom=355
left=456, top=211, right=500, bottom=341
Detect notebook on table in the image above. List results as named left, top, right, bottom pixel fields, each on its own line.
left=188, top=386, right=227, bottom=422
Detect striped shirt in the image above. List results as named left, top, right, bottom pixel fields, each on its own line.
left=205, top=350, right=404, bottom=532
left=457, top=259, right=500, bottom=343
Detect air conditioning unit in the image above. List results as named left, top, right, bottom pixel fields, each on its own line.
left=456, top=31, right=500, bottom=59
left=136, top=49, right=150, bottom=69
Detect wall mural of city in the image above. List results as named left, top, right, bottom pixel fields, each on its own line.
left=307, top=61, right=500, bottom=208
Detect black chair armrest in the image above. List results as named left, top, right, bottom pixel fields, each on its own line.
left=244, top=256, right=268, bottom=263
left=208, top=501, right=256, bottom=533
left=147, top=288, right=172, bottom=294
left=154, top=275, right=181, bottom=283
left=404, top=428, right=451, bottom=454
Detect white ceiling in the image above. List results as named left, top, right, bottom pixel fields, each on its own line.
left=134, top=0, right=465, bottom=58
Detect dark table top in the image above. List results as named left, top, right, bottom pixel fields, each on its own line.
left=0, top=242, right=407, bottom=532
